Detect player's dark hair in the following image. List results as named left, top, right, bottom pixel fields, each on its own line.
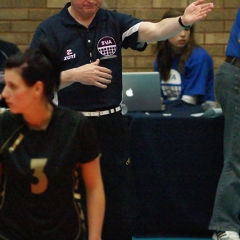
left=5, top=41, right=61, bottom=99
left=152, top=8, right=198, bottom=81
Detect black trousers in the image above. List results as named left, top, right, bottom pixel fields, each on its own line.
left=89, top=112, right=134, bottom=240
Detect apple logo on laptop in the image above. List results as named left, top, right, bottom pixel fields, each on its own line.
left=126, top=88, right=133, bottom=97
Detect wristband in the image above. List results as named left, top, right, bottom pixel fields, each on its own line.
left=178, top=16, right=192, bottom=29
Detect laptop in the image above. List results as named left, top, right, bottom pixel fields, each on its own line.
left=121, top=72, right=164, bottom=112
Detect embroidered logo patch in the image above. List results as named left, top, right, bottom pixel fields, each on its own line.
left=97, top=37, right=117, bottom=56
left=64, top=49, right=76, bottom=61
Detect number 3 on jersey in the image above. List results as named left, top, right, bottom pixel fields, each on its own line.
left=30, top=158, right=48, bottom=194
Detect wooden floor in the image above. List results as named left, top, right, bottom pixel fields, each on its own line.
left=132, top=238, right=212, bottom=240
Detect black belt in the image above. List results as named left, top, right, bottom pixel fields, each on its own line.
left=225, top=56, right=240, bottom=68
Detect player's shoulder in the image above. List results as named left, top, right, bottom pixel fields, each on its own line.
left=0, top=111, right=23, bottom=135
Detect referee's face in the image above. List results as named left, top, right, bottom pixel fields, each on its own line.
left=71, top=0, right=102, bottom=17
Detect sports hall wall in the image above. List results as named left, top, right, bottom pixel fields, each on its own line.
left=0, top=0, right=238, bottom=72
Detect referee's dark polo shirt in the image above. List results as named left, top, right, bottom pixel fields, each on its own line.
left=31, top=2, right=147, bottom=111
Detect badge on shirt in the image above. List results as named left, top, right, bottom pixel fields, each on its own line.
left=97, top=36, right=117, bottom=60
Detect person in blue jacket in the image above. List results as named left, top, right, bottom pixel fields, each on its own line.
left=208, top=8, right=240, bottom=240
left=153, top=8, right=215, bottom=105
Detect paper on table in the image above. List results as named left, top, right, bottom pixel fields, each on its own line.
left=191, top=112, right=204, bottom=117
left=191, top=108, right=223, bottom=118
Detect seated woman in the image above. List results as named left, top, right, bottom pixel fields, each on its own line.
left=153, top=8, right=215, bottom=105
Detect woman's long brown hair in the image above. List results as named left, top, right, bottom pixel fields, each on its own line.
left=152, top=8, right=198, bottom=81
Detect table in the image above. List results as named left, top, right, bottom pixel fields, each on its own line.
left=129, top=101, right=224, bottom=237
